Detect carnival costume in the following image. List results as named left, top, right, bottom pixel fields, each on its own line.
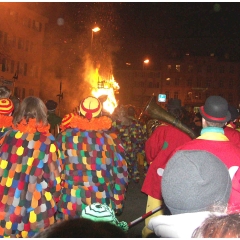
left=0, top=118, right=61, bottom=237
left=56, top=96, right=128, bottom=220
left=112, top=109, right=146, bottom=183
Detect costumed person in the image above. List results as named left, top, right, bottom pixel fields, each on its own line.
left=56, top=96, right=128, bottom=220
left=148, top=150, right=231, bottom=238
left=0, top=98, right=14, bottom=138
left=45, top=99, right=62, bottom=137
left=223, top=104, right=240, bottom=147
left=0, top=96, right=62, bottom=237
left=141, top=98, right=192, bottom=238
left=190, top=112, right=202, bottom=137
left=111, top=105, right=147, bottom=183
left=127, top=105, right=148, bottom=176
left=0, top=86, right=20, bottom=114
left=59, top=112, right=76, bottom=132
left=171, top=95, right=240, bottom=213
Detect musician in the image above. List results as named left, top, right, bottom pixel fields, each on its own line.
left=141, top=98, right=192, bottom=238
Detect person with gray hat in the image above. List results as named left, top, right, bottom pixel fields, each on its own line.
left=223, top=104, right=240, bottom=147
left=148, top=150, right=232, bottom=238
left=170, top=95, right=240, bottom=213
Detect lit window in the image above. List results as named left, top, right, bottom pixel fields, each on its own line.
left=176, top=65, right=180, bottom=72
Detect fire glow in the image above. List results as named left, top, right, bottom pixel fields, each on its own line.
left=91, top=74, right=119, bottom=114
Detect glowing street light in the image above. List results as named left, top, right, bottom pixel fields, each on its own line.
left=91, top=27, right=101, bottom=52
left=143, top=59, right=150, bottom=70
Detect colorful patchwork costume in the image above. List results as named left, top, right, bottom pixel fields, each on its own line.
left=56, top=96, right=128, bottom=220
left=0, top=118, right=61, bottom=237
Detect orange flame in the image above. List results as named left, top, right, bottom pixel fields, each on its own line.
left=91, top=75, right=119, bottom=114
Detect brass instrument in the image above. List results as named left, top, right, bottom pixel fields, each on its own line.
left=139, top=95, right=197, bottom=139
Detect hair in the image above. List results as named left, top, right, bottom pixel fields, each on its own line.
left=0, top=86, right=11, bottom=98
left=13, top=96, right=48, bottom=126
left=192, top=213, right=240, bottom=238
left=204, top=120, right=225, bottom=128
left=34, top=218, right=127, bottom=238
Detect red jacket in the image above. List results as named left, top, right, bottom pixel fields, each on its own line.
left=142, top=123, right=192, bottom=199
left=174, top=127, right=240, bottom=212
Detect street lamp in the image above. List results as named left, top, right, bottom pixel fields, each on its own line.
left=143, top=59, right=149, bottom=70
left=91, top=27, right=100, bottom=52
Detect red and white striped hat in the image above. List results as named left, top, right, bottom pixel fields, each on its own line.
left=0, top=98, right=14, bottom=115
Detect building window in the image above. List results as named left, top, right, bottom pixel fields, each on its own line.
left=176, top=65, right=180, bottom=72
left=167, top=65, right=171, bottom=72
left=148, top=82, right=153, bottom=88
left=32, top=20, right=42, bottom=32
left=2, top=59, right=9, bottom=72
left=174, top=92, right=178, bottom=99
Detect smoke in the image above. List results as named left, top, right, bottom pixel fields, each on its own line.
left=35, top=2, right=123, bottom=117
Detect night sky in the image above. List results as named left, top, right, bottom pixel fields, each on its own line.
left=27, top=2, right=240, bottom=69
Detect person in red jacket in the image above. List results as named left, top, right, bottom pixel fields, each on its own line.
left=141, top=98, right=192, bottom=237
left=172, top=95, right=240, bottom=213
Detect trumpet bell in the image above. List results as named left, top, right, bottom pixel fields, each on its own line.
left=139, top=95, right=197, bottom=139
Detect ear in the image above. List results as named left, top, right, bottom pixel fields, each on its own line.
left=202, top=118, right=206, bottom=127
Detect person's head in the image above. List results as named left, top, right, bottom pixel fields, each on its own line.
left=162, top=150, right=231, bottom=215
left=228, top=105, right=239, bottom=124
left=192, top=213, right=240, bottom=238
left=127, top=105, right=136, bottom=118
left=199, top=96, right=231, bottom=128
left=45, top=100, right=58, bottom=112
left=0, top=86, right=11, bottom=98
left=33, top=218, right=127, bottom=238
left=13, top=96, right=48, bottom=126
left=193, top=112, right=202, bottom=127
left=0, top=98, right=14, bottom=116
left=79, top=96, right=102, bottom=120
left=166, top=98, right=182, bottom=119
left=81, top=203, right=128, bottom=232
left=59, top=112, right=75, bottom=131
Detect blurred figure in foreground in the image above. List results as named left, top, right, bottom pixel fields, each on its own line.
left=0, top=96, right=61, bottom=237
left=192, top=212, right=240, bottom=238
left=148, top=150, right=231, bottom=238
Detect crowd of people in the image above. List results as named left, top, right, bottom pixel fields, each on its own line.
left=0, top=84, right=240, bottom=238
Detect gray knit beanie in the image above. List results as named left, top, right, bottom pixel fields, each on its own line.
left=162, top=150, right=231, bottom=215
